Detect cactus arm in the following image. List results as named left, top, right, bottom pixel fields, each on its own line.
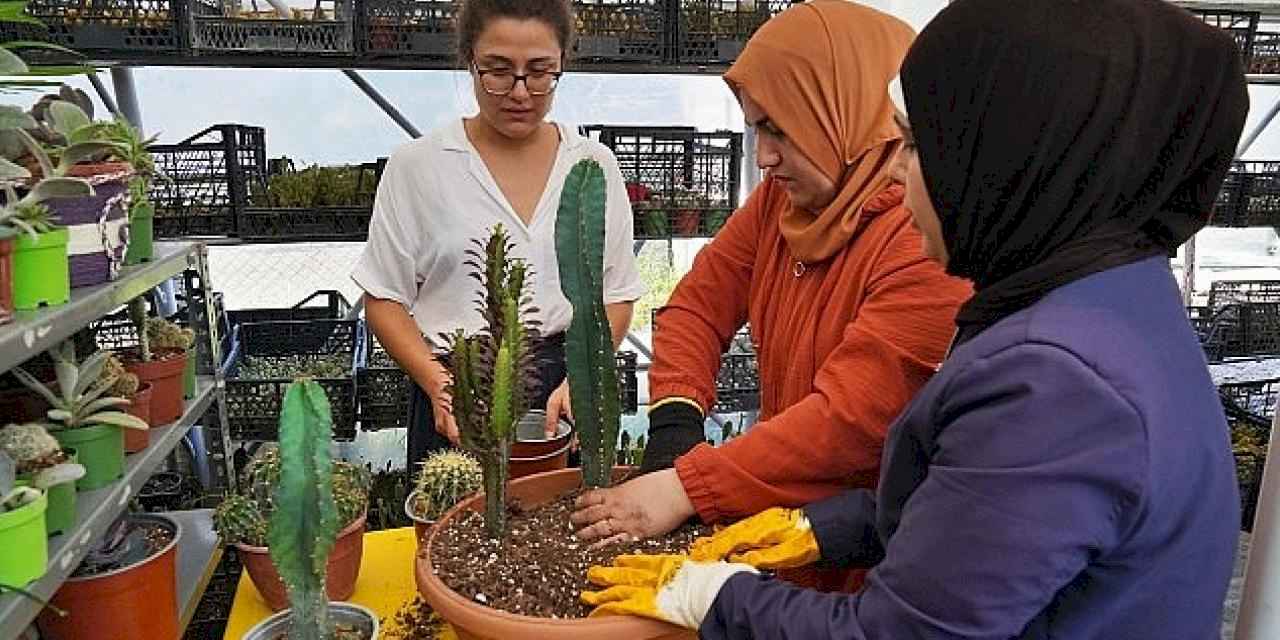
left=555, top=159, right=621, bottom=488
left=268, top=380, right=339, bottom=640
left=128, top=298, right=151, bottom=362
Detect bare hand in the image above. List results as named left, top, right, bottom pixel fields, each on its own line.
left=570, top=469, right=696, bottom=547
left=423, top=364, right=459, bottom=446
left=545, top=380, right=573, bottom=437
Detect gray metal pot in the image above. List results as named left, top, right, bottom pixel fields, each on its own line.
left=241, top=601, right=380, bottom=640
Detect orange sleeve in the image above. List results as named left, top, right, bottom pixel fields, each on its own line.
left=674, top=215, right=972, bottom=523
left=647, top=185, right=767, bottom=411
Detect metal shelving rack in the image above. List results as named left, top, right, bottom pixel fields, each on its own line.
left=0, top=241, right=232, bottom=638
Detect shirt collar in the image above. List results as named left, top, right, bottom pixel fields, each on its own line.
left=442, top=118, right=584, bottom=153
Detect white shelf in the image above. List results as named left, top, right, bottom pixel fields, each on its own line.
left=0, top=377, right=217, bottom=638
left=173, top=508, right=222, bottom=634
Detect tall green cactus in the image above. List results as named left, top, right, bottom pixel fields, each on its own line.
left=267, top=379, right=340, bottom=640
left=443, top=224, right=540, bottom=538
left=555, top=159, right=621, bottom=489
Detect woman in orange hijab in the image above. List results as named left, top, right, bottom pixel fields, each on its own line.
left=571, top=0, right=970, bottom=592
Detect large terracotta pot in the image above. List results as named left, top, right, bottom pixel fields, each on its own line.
left=236, top=513, right=367, bottom=611
left=416, top=467, right=694, bottom=640
left=123, top=381, right=153, bottom=453
left=122, top=347, right=186, bottom=425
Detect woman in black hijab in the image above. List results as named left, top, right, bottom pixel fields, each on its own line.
left=575, top=1, right=1251, bottom=637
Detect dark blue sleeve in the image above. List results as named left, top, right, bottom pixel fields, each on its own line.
left=700, top=344, right=1147, bottom=640
left=803, top=488, right=883, bottom=568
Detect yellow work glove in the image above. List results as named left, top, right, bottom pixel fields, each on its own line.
left=580, top=554, right=757, bottom=629
left=687, top=507, right=820, bottom=569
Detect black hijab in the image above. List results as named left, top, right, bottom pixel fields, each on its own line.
left=900, top=0, right=1249, bottom=343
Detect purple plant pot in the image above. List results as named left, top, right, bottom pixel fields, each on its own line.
left=47, top=178, right=129, bottom=289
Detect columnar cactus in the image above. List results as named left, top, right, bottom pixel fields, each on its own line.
left=555, top=159, right=622, bottom=488
left=412, top=450, right=484, bottom=521
left=441, top=223, right=541, bottom=538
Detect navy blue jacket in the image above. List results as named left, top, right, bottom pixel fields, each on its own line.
left=703, top=257, right=1238, bottom=639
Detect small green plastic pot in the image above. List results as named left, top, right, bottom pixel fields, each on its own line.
left=182, top=345, right=196, bottom=400
left=124, top=201, right=154, bottom=266
left=53, top=425, right=124, bottom=491
left=18, top=448, right=79, bottom=537
left=13, top=228, right=69, bottom=310
left=0, top=490, right=48, bottom=586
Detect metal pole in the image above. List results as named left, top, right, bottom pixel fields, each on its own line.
left=85, top=71, right=120, bottom=118
left=1234, top=393, right=1280, bottom=639
left=109, top=66, right=144, bottom=131
left=341, top=69, right=422, bottom=139
left=1181, top=95, right=1280, bottom=304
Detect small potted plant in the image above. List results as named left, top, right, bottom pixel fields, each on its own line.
left=100, top=117, right=160, bottom=266
left=0, top=422, right=85, bottom=536
left=0, top=450, right=47, bottom=587
left=100, top=352, right=152, bottom=453
left=404, top=449, right=482, bottom=546
left=240, top=379, right=380, bottom=640
left=117, top=299, right=191, bottom=426
left=11, top=340, right=149, bottom=490
left=214, top=442, right=371, bottom=612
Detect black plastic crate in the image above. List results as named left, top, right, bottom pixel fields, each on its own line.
left=356, top=326, right=411, bottom=432
left=237, top=206, right=372, bottom=242
left=1219, top=377, right=1276, bottom=531
left=359, top=0, right=455, bottom=58
left=1211, top=280, right=1280, bottom=306
left=24, top=0, right=218, bottom=53
left=1212, top=161, right=1280, bottom=228
left=190, top=0, right=354, bottom=54
left=583, top=125, right=742, bottom=239
left=674, top=0, right=796, bottom=65
left=616, top=350, right=639, bottom=414
left=715, top=352, right=759, bottom=412
left=573, top=0, right=665, bottom=63
left=151, top=124, right=268, bottom=239
left=1188, top=9, right=1259, bottom=68
left=222, top=319, right=361, bottom=441
left=226, top=290, right=353, bottom=331
left=1253, top=31, right=1280, bottom=73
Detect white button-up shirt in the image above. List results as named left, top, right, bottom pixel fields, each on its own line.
left=351, top=119, right=645, bottom=347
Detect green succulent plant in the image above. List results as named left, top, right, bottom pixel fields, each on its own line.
left=10, top=340, right=149, bottom=433
left=238, top=354, right=349, bottom=380
left=212, top=444, right=370, bottom=548
left=440, top=223, right=541, bottom=538
left=0, top=98, right=123, bottom=179
left=411, top=450, right=483, bottom=522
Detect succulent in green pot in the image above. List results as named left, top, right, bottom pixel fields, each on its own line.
left=0, top=422, right=85, bottom=535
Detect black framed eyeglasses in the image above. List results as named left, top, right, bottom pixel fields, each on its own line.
left=472, top=63, right=563, bottom=96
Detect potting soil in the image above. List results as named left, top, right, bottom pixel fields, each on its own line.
left=269, top=623, right=367, bottom=640
left=431, top=491, right=711, bottom=619
left=382, top=596, right=445, bottom=640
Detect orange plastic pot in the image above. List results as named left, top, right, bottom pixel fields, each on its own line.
left=0, top=233, right=14, bottom=321
left=405, top=491, right=433, bottom=549
left=38, top=513, right=179, bottom=640
left=236, top=513, right=367, bottom=611
left=123, top=382, right=153, bottom=453
left=416, top=467, right=694, bottom=640
left=123, top=347, right=186, bottom=425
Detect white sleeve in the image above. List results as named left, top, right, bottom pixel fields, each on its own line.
left=599, top=150, right=646, bottom=305
left=350, top=152, right=420, bottom=307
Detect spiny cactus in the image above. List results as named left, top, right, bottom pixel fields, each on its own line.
left=127, top=298, right=152, bottom=363
left=213, top=493, right=270, bottom=547
left=146, top=317, right=194, bottom=351
left=100, top=352, right=140, bottom=398
left=555, top=159, right=622, bottom=488
left=0, top=423, right=65, bottom=473
left=441, top=223, right=541, bottom=538
left=412, top=450, right=483, bottom=521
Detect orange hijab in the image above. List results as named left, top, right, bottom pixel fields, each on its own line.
left=725, top=0, right=915, bottom=264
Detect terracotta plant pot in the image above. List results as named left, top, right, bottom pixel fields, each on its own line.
left=405, top=491, right=432, bottom=548
left=416, top=467, right=694, bottom=640
left=123, top=347, right=186, bottom=425
left=124, top=382, right=153, bottom=453
left=510, top=410, right=573, bottom=480
left=0, top=232, right=14, bottom=321
left=38, top=513, right=179, bottom=640
left=242, top=601, right=380, bottom=640
left=509, top=442, right=573, bottom=480
left=236, top=513, right=367, bottom=611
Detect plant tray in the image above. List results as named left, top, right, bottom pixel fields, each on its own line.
left=1212, top=161, right=1280, bottom=228
left=1220, top=377, right=1277, bottom=531
left=572, top=0, right=666, bottom=63
left=715, top=352, right=759, bottom=413
left=582, top=125, right=742, bottom=239
left=237, top=205, right=373, bottom=242
left=359, top=0, right=456, bottom=58
left=356, top=327, right=411, bottom=432
left=1188, top=8, right=1259, bottom=69
left=226, top=289, right=353, bottom=333
left=191, top=0, right=354, bottom=54
left=23, top=0, right=219, bottom=52
left=222, top=319, right=362, bottom=441
left=151, top=124, right=268, bottom=239
left=1253, top=31, right=1280, bottom=73
left=674, top=0, right=796, bottom=65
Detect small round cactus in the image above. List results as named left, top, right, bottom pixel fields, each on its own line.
left=212, top=493, right=269, bottom=547
left=412, top=450, right=484, bottom=521
left=0, top=423, right=66, bottom=474
left=146, top=317, right=195, bottom=350
left=100, top=351, right=140, bottom=398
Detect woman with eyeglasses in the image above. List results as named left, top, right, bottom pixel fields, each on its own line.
left=351, top=0, right=644, bottom=469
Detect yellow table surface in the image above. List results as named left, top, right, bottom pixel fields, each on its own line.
left=224, top=526, right=455, bottom=639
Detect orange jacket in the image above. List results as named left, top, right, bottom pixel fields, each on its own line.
left=652, top=179, right=972, bottom=528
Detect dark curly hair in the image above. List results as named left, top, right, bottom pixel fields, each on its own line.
left=457, top=0, right=575, bottom=67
